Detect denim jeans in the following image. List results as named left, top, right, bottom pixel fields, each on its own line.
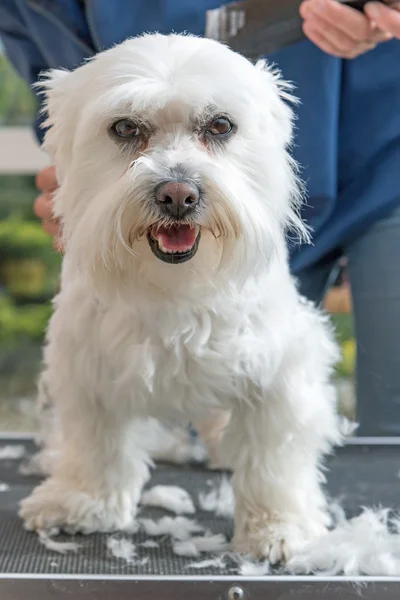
left=296, top=204, right=400, bottom=436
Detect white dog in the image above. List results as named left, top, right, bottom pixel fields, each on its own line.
left=20, top=33, right=342, bottom=562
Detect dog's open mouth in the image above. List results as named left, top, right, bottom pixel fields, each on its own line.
left=147, top=224, right=201, bottom=264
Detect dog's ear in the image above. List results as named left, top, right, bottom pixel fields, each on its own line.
left=254, top=60, right=309, bottom=244
left=254, top=59, right=298, bottom=148
left=35, top=69, right=75, bottom=180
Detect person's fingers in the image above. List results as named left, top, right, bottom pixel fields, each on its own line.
left=302, top=0, right=392, bottom=45
left=33, top=190, right=57, bottom=223
left=42, top=219, right=60, bottom=237
left=52, top=236, right=64, bottom=253
left=33, top=192, right=55, bottom=221
left=302, top=19, right=373, bottom=57
left=34, top=191, right=62, bottom=240
left=365, top=2, right=400, bottom=37
left=35, top=165, right=58, bottom=192
left=301, top=0, right=374, bottom=41
left=301, top=0, right=392, bottom=57
left=34, top=166, right=63, bottom=251
left=302, top=20, right=376, bottom=57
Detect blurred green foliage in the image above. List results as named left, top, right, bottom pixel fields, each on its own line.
left=0, top=53, right=53, bottom=400
left=0, top=294, right=52, bottom=344
left=0, top=53, right=36, bottom=126
left=332, top=313, right=354, bottom=346
left=0, top=175, right=38, bottom=220
left=0, top=175, right=60, bottom=345
left=0, top=217, right=54, bottom=256
left=332, top=313, right=356, bottom=378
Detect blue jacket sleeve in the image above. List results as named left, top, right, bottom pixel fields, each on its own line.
left=0, top=1, right=48, bottom=144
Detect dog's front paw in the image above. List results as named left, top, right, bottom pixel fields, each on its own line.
left=233, top=514, right=326, bottom=564
left=19, top=478, right=139, bottom=534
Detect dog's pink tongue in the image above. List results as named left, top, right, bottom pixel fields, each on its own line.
left=152, top=224, right=197, bottom=252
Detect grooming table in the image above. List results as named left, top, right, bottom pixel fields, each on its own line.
left=0, top=436, right=400, bottom=599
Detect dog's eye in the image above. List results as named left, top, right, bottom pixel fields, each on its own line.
left=207, top=117, right=233, bottom=136
left=112, top=119, right=141, bottom=138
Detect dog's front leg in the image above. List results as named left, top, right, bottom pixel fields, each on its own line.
left=227, top=381, right=339, bottom=563
left=20, top=376, right=150, bottom=534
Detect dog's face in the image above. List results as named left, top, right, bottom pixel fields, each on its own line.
left=42, top=34, right=303, bottom=295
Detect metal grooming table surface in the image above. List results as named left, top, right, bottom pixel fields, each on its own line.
left=0, top=436, right=400, bottom=598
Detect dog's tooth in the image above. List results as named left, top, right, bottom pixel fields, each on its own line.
left=157, top=237, right=193, bottom=255
left=158, top=239, right=177, bottom=254
left=158, top=239, right=170, bottom=253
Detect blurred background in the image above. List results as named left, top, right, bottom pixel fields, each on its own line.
left=0, top=46, right=356, bottom=432
left=0, top=45, right=60, bottom=431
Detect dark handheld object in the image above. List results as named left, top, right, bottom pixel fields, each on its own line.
left=345, top=0, right=397, bottom=9
left=217, top=0, right=398, bottom=59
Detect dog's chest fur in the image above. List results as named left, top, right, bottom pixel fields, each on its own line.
left=54, top=281, right=288, bottom=420
left=104, top=300, right=270, bottom=419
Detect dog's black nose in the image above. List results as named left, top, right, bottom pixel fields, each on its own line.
left=155, top=181, right=200, bottom=218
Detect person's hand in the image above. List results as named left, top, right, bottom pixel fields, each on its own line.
left=300, top=0, right=393, bottom=58
left=34, top=166, right=63, bottom=252
left=365, top=1, right=400, bottom=38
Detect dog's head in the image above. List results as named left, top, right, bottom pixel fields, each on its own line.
left=40, top=34, right=305, bottom=297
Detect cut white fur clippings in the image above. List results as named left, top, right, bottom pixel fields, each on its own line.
left=187, top=557, right=227, bottom=570
left=338, top=416, right=359, bottom=438
left=189, top=533, right=229, bottom=553
left=19, top=459, right=44, bottom=477
left=140, top=540, right=160, bottom=549
left=173, top=533, right=229, bottom=557
left=239, top=560, right=270, bottom=576
left=141, top=485, right=195, bottom=515
left=198, top=477, right=234, bottom=518
left=124, top=520, right=140, bottom=535
left=38, top=531, right=80, bottom=554
left=0, top=445, right=25, bottom=460
left=328, top=501, right=347, bottom=527
left=140, top=516, right=203, bottom=541
left=172, top=539, right=199, bottom=558
left=287, top=508, right=400, bottom=576
left=107, top=536, right=137, bottom=563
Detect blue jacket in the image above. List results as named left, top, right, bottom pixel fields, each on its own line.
left=1, top=0, right=399, bottom=272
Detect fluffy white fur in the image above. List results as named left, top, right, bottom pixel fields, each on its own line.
left=140, top=540, right=159, bottom=549
left=287, top=508, right=400, bottom=576
left=140, top=516, right=203, bottom=540
left=0, top=445, right=25, bottom=460
left=19, top=33, right=342, bottom=562
left=141, top=485, right=196, bottom=515
left=24, top=407, right=205, bottom=477
left=38, top=531, right=80, bottom=554
left=188, top=557, right=227, bottom=570
left=199, top=476, right=235, bottom=517
left=106, top=536, right=136, bottom=563
left=173, top=533, right=229, bottom=557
